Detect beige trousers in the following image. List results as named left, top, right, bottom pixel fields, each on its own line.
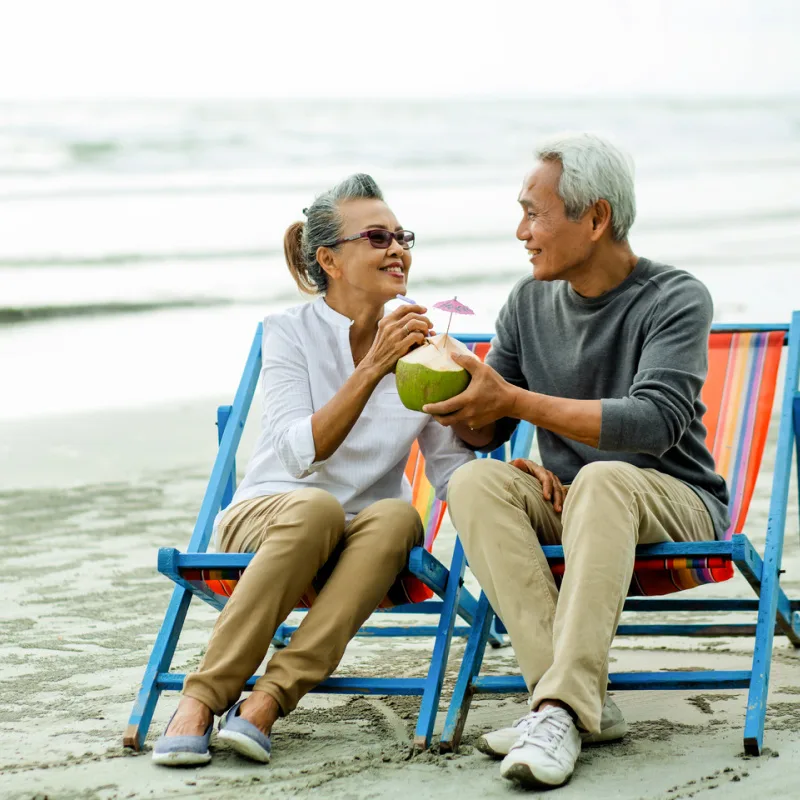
left=183, top=488, right=423, bottom=716
left=447, top=459, right=715, bottom=734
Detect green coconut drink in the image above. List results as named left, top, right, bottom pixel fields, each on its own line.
left=395, top=333, right=472, bottom=412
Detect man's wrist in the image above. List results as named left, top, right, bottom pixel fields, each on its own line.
left=505, top=384, right=524, bottom=419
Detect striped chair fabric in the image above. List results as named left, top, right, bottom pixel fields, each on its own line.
left=550, top=330, right=785, bottom=595
left=183, top=340, right=493, bottom=609
left=185, top=332, right=784, bottom=604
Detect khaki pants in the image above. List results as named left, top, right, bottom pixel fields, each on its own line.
left=183, top=488, right=423, bottom=716
left=447, top=459, right=715, bottom=734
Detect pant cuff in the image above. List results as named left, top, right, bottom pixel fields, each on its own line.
left=530, top=687, right=601, bottom=734
left=253, top=680, right=291, bottom=717
left=182, top=682, right=229, bottom=717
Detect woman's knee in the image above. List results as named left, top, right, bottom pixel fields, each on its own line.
left=363, top=498, right=423, bottom=548
left=286, top=488, right=346, bottom=531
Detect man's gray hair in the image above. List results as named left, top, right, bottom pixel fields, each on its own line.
left=534, top=133, right=636, bottom=241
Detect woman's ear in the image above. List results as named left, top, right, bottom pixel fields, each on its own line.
left=316, top=246, right=342, bottom=280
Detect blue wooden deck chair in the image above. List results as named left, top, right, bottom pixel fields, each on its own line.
left=123, top=325, right=519, bottom=752
left=440, top=314, right=800, bottom=757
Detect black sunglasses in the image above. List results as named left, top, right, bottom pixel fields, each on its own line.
left=326, top=229, right=415, bottom=250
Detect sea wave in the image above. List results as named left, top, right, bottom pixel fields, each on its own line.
left=0, top=298, right=239, bottom=325
left=1, top=205, right=798, bottom=269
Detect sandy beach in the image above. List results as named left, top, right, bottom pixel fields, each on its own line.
left=1, top=393, right=799, bottom=800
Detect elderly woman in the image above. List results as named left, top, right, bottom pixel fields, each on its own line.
left=153, top=174, right=474, bottom=766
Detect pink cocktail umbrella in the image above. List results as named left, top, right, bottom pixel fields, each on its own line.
left=432, top=296, right=474, bottom=347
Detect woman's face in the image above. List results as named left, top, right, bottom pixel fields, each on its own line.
left=318, top=198, right=412, bottom=303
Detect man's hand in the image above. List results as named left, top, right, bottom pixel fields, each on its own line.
left=423, top=353, right=518, bottom=429
left=510, top=458, right=568, bottom=512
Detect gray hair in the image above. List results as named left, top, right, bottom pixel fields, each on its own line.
left=534, top=133, right=636, bottom=241
left=284, top=173, right=384, bottom=294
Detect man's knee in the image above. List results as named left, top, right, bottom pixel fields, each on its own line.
left=567, top=461, right=637, bottom=500
left=562, top=461, right=640, bottom=539
left=447, top=457, right=511, bottom=507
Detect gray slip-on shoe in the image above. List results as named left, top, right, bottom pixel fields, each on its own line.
left=217, top=699, right=272, bottom=763
left=152, top=711, right=213, bottom=766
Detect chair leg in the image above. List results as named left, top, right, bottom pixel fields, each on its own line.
left=455, top=587, right=506, bottom=648
left=743, top=576, right=781, bottom=755
left=413, top=538, right=467, bottom=750
left=793, top=395, right=800, bottom=541
left=487, top=617, right=509, bottom=649
left=124, top=586, right=193, bottom=751
left=439, top=590, right=494, bottom=753
left=272, top=623, right=291, bottom=649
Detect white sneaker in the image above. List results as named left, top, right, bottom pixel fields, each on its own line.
left=476, top=695, right=626, bottom=758
left=499, top=706, right=581, bottom=789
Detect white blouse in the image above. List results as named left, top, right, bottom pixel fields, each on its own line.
left=221, top=297, right=474, bottom=525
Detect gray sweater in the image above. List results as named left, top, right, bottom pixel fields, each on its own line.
left=487, top=257, right=731, bottom=538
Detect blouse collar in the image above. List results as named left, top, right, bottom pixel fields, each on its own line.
left=314, top=296, right=354, bottom=329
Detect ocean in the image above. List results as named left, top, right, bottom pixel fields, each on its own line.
left=1, top=97, right=799, bottom=420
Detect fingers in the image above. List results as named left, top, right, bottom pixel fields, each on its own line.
left=510, top=458, right=534, bottom=476
left=403, top=317, right=433, bottom=336
left=552, top=476, right=565, bottom=512
left=540, top=470, right=554, bottom=501
left=422, top=396, right=463, bottom=416
left=385, top=303, right=427, bottom=322
left=509, top=459, right=566, bottom=511
left=449, top=352, right=482, bottom=374
left=400, top=330, right=428, bottom=353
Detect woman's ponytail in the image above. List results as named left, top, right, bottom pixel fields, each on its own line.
left=283, top=221, right=318, bottom=295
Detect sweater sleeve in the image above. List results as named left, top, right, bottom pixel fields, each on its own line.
left=260, top=316, right=329, bottom=479
left=599, top=279, right=713, bottom=456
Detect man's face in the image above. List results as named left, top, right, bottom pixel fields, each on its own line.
left=516, top=160, right=594, bottom=282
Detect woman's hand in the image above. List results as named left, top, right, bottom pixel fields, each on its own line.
left=510, top=458, right=568, bottom=512
left=358, top=304, right=433, bottom=378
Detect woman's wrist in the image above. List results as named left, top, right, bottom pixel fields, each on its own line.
left=354, top=359, right=385, bottom=388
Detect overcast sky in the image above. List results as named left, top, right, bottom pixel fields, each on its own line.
left=1, top=0, right=798, bottom=99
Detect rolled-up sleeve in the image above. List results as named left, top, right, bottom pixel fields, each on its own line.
left=599, top=284, right=713, bottom=457
left=417, top=420, right=475, bottom=501
left=260, top=317, right=328, bottom=479
left=467, top=293, right=527, bottom=452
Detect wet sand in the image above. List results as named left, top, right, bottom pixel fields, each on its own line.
left=1, top=399, right=799, bottom=799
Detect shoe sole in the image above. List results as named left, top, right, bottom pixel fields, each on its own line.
left=217, top=728, right=271, bottom=763
left=502, top=762, right=570, bottom=789
left=152, top=750, right=211, bottom=767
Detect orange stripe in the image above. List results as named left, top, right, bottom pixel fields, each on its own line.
left=731, top=330, right=784, bottom=533
left=714, top=332, right=751, bottom=480
left=702, top=332, right=733, bottom=450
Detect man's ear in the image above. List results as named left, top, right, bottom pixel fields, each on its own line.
left=590, top=199, right=613, bottom=241
left=316, top=246, right=341, bottom=280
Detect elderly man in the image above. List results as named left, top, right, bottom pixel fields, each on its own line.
left=424, top=133, right=729, bottom=790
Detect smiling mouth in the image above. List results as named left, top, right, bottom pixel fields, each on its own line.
left=529, top=249, right=542, bottom=257
left=380, top=265, right=405, bottom=277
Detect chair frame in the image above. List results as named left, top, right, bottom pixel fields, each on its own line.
left=124, top=324, right=523, bottom=752
left=440, top=315, right=800, bottom=757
